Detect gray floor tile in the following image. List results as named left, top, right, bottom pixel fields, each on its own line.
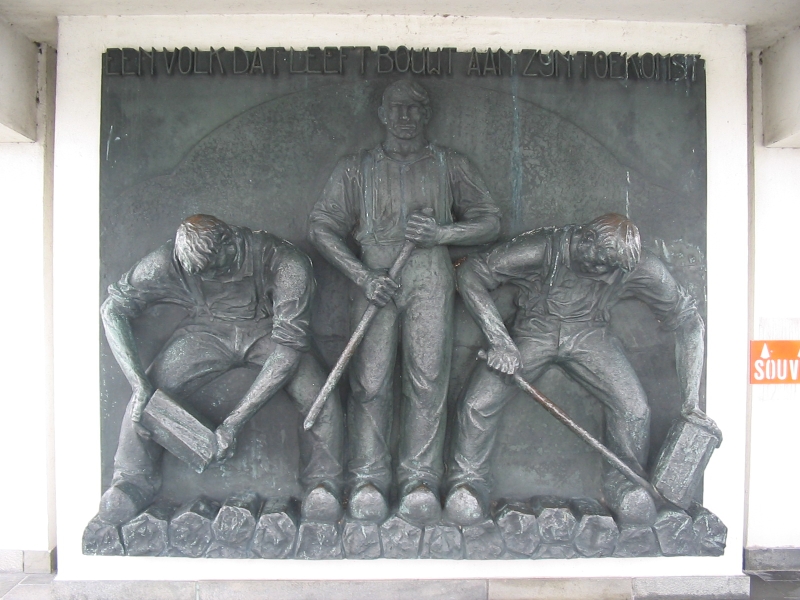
left=53, top=581, right=195, bottom=600
left=199, top=579, right=487, bottom=600
left=0, top=575, right=25, bottom=597
left=633, top=576, right=750, bottom=599
left=752, top=578, right=800, bottom=600
left=3, top=583, right=53, bottom=600
left=19, top=576, right=55, bottom=586
left=489, top=578, right=632, bottom=600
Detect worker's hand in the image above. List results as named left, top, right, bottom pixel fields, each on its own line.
left=361, top=269, right=400, bottom=307
left=406, top=208, right=441, bottom=248
left=215, top=421, right=239, bottom=462
left=681, top=402, right=723, bottom=445
left=483, top=343, right=522, bottom=375
left=129, top=381, right=155, bottom=438
left=129, top=381, right=154, bottom=421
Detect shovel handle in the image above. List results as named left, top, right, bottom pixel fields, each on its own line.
left=477, top=350, right=666, bottom=504
left=303, top=241, right=416, bottom=430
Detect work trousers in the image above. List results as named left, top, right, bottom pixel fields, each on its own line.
left=448, top=321, right=650, bottom=500
left=111, top=320, right=343, bottom=499
left=348, top=245, right=455, bottom=496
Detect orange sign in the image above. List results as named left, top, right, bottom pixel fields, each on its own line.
left=750, top=340, right=800, bottom=384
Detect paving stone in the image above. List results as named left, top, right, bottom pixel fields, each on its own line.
left=531, top=496, right=577, bottom=544
left=613, top=525, right=658, bottom=557
left=463, top=519, right=504, bottom=559
left=211, top=493, right=259, bottom=546
left=204, top=541, right=252, bottom=559
left=532, top=543, right=578, bottom=559
left=494, top=501, right=539, bottom=557
left=379, top=515, right=422, bottom=559
left=653, top=509, right=696, bottom=556
left=198, top=580, right=487, bottom=600
left=295, top=522, right=342, bottom=559
left=168, top=497, right=220, bottom=558
left=122, top=503, right=173, bottom=556
left=571, top=498, right=618, bottom=558
left=0, top=550, right=23, bottom=573
left=650, top=418, right=720, bottom=510
left=633, top=575, right=750, bottom=599
left=688, top=503, right=727, bottom=557
left=489, top=578, right=631, bottom=600
left=141, top=389, right=216, bottom=473
left=251, top=499, right=297, bottom=559
left=82, top=516, right=124, bottom=556
left=53, top=580, right=196, bottom=600
left=421, top=524, right=463, bottom=559
left=342, top=519, right=381, bottom=559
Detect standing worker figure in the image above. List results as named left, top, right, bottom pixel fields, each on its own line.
left=97, top=214, right=344, bottom=525
left=444, top=213, right=721, bottom=526
left=309, top=81, right=501, bottom=523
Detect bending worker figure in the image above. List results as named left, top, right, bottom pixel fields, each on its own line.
left=309, top=81, right=500, bottom=523
left=444, top=213, right=720, bottom=526
left=97, top=214, right=343, bottom=526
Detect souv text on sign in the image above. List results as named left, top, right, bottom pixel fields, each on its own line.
left=750, top=340, right=800, bottom=384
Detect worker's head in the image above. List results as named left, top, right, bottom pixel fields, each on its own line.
left=575, top=213, right=641, bottom=274
left=174, top=214, right=235, bottom=275
left=378, top=80, right=431, bottom=141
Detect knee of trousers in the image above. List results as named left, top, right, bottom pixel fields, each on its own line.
left=608, top=390, right=650, bottom=424
left=349, top=373, right=393, bottom=404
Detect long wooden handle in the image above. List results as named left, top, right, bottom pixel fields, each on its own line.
left=477, top=350, right=666, bottom=504
left=303, top=241, right=416, bottom=430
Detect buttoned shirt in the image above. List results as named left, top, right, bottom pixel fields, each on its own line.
left=464, top=225, right=698, bottom=337
left=309, top=144, right=500, bottom=247
left=106, top=227, right=314, bottom=351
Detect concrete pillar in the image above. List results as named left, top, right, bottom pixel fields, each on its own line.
left=0, top=38, right=57, bottom=571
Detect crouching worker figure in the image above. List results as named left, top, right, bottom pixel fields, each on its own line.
left=445, top=213, right=719, bottom=526
left=96, top=214, right=343, bottom=525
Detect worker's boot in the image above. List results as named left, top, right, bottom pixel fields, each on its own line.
left=444, top=484, right=486, bottom=526
left=347, top=482, right=388, bottom=522
left=301, top=482, right=343, bottom=523
left=398, top=482, right=441, bottom=525
left=98, top=481, right=154, bottom=525
left=603, top=469, right=656, bottom=525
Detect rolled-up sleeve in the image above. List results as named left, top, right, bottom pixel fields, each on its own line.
left=269, top=245, right=315, bottom=352
left=106, top=244, right=186, bottom=318
left=308, top=155, right=360, bottom=238
left=460, top=230, right=550, bottom=292
left=447, top=151, right=501, bottom=226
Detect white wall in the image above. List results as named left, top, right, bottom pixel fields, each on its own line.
left=0, top=17, right=38, bottom=142
left=746, top=52, right=800, bottom=548
left=52, top=14, right=749, bottom=581
left=0, top=44, right=56, bottom=553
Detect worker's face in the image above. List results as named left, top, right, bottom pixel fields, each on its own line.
left=379, top=89, right=430, bottom=140
left=574, top=229, right=616, bottom=274
left=184, top=238, right=236, bottom=276
left=205, top=239, right=237, bottom=275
